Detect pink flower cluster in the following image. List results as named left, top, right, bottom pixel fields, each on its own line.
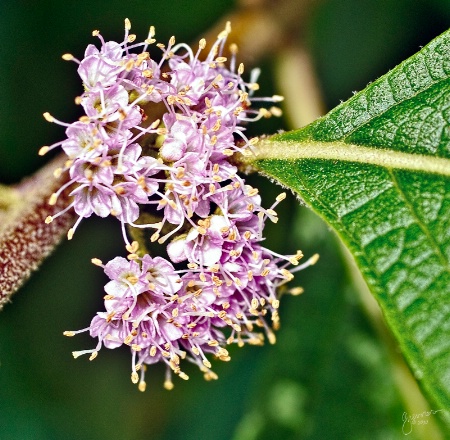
left=44, top=20, right=317, bottom=390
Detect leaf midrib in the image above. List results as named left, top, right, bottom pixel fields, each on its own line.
left=253, top=140, right=450, bottom=177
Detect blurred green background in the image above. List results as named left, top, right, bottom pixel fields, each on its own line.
left=1, top=0, right=449, bottom=439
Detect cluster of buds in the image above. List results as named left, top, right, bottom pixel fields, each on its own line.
left=43, top=19, right=317, bottom=391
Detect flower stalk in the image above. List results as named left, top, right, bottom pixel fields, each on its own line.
left=0, top=155, right=75, bottom=310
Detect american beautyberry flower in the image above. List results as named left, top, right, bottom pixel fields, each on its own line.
left=42, top=19, right=319, bottom=390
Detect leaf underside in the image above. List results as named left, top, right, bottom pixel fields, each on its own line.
left=252, top=30, right=450, bottom=413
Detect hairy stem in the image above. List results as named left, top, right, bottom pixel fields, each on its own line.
left=0, top=154, right=75, bottom=310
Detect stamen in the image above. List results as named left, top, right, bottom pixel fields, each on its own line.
left=43, top=112, right=54, bottom=123
left=38, top=146, right=50, bottom=156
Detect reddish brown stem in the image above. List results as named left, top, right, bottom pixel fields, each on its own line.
left=0, top=154, right=75, bottom=310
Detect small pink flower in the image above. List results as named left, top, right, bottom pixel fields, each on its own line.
left=54, top=20, right=316, bottom=391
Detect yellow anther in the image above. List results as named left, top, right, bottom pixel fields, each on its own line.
left=259, top=108, right=271, bottom=119
left=204, top=371, right=219, bottom=381
left=131, top=372, right=139, bottom=384
left=91, top=258, right=103, bottom=266
left=125, top=241, right=139, bottom=254
left=276, top=192, right=287, bottom=202
left=164, top=380, right=174, bottom=390
left=272, top=95, right=284, bottom=102
left=267, top=331, right=276, bottom=345
left=38, top=146, right=49, bottom=156
left=247, top=187, right=258, bottom=196
left=240, top=91, right=249, bottom=102
left=147, top=25, right=155, bottom=38
left=126, top=275, right=138, bottom=285
left=270, top=106, right=283, bottom=117
left=289, top=287, right=304, bottom=296
left=233, top=98, right=246, bottom=109
left=142, top=69, right=153, bottom=79
left=197, top=226, right=207, bottom=235
left=310, top=253, right=320, bottom=265
left=43, top=112, right=54, bottom=122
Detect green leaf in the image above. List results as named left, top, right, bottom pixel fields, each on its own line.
left=247, top=29, right=450, bottom=414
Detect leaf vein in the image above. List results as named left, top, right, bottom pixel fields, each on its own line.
left=389, top=169, right=449, bottom=271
